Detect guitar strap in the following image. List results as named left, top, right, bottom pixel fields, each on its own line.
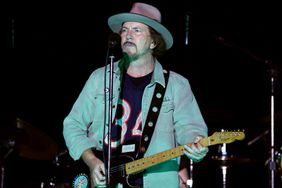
left=138, top=69, right=170, bottom=158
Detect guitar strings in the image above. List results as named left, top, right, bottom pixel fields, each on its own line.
left=110, top=163, right=126, bottom=174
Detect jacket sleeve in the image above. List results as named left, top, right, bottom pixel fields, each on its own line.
left=170, top=71, right=208, bottom=145
left=63, top=69, right=102, bottom=160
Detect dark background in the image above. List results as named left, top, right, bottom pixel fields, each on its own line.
left=1, top=1, right=282, bottom=187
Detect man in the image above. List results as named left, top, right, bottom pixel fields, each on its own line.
left=63, top=2, right=208, bottom=188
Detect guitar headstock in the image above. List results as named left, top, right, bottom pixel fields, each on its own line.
left=202, top=131, right=245, bottom=146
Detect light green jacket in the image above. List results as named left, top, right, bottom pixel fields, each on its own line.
left=63, top=60, right=208, bottom=188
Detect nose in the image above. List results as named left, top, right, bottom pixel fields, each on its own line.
left=126, top=33, right=132, bottom=41
left=125, top=29, right=133, bottom=41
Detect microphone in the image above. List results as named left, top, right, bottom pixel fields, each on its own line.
left=108, top=33, right=121, bottom=48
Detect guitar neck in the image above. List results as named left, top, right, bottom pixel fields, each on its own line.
left=124, top=131, right=244, bottom=175
left=125, top=145, right=185, bottom=175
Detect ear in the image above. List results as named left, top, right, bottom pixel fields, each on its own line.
left=150, top=41, right=156, bottom=49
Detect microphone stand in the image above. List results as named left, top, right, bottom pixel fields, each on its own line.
left=106, top=54, right=115, bottom=187
left=267, top=61, right=277, bottom=188
left=104, top=33, right=120, bottom=187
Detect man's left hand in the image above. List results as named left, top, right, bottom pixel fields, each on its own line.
left=184, top=142, right=208, bottom=163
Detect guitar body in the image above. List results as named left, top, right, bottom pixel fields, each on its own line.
left=108, top=155, right=143, bottom=188
left=72, top=154, right=143, bottom=188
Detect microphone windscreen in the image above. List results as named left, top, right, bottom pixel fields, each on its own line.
left=108, top=33, right=121, bottom=48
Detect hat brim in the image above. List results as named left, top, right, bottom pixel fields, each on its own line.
left=108, top=13, right=173, bottom=49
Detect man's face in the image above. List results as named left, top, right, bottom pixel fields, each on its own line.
left=120, top=22, right=154, bottom=57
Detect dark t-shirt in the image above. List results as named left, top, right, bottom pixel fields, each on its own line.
left=111, top=72, right=152, bottom=157
left=110, top=72, right=152, bottom=187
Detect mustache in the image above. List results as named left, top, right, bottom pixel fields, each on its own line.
left=123, top=41, right=135, bottom=46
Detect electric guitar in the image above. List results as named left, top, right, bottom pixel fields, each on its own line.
left=72, top=131, right=245, bottom=188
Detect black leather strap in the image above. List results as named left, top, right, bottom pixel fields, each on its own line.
left=139, top=70, right=170, bottom=157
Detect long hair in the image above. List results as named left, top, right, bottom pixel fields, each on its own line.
left=149, top=27, right=167, bottom=58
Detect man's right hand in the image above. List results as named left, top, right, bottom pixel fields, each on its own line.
left=81, top=149, right=106, bottom=188
left=90, top=157, right=106, bottom=187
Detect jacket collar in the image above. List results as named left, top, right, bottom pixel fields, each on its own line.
left=113, top=59, right=166, bottom=88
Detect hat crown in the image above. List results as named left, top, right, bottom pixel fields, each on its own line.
left=130, top=2, right=161, bottom=23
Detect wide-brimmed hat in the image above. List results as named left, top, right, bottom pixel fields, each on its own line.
left=108, top=2, right=173, bottom=49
